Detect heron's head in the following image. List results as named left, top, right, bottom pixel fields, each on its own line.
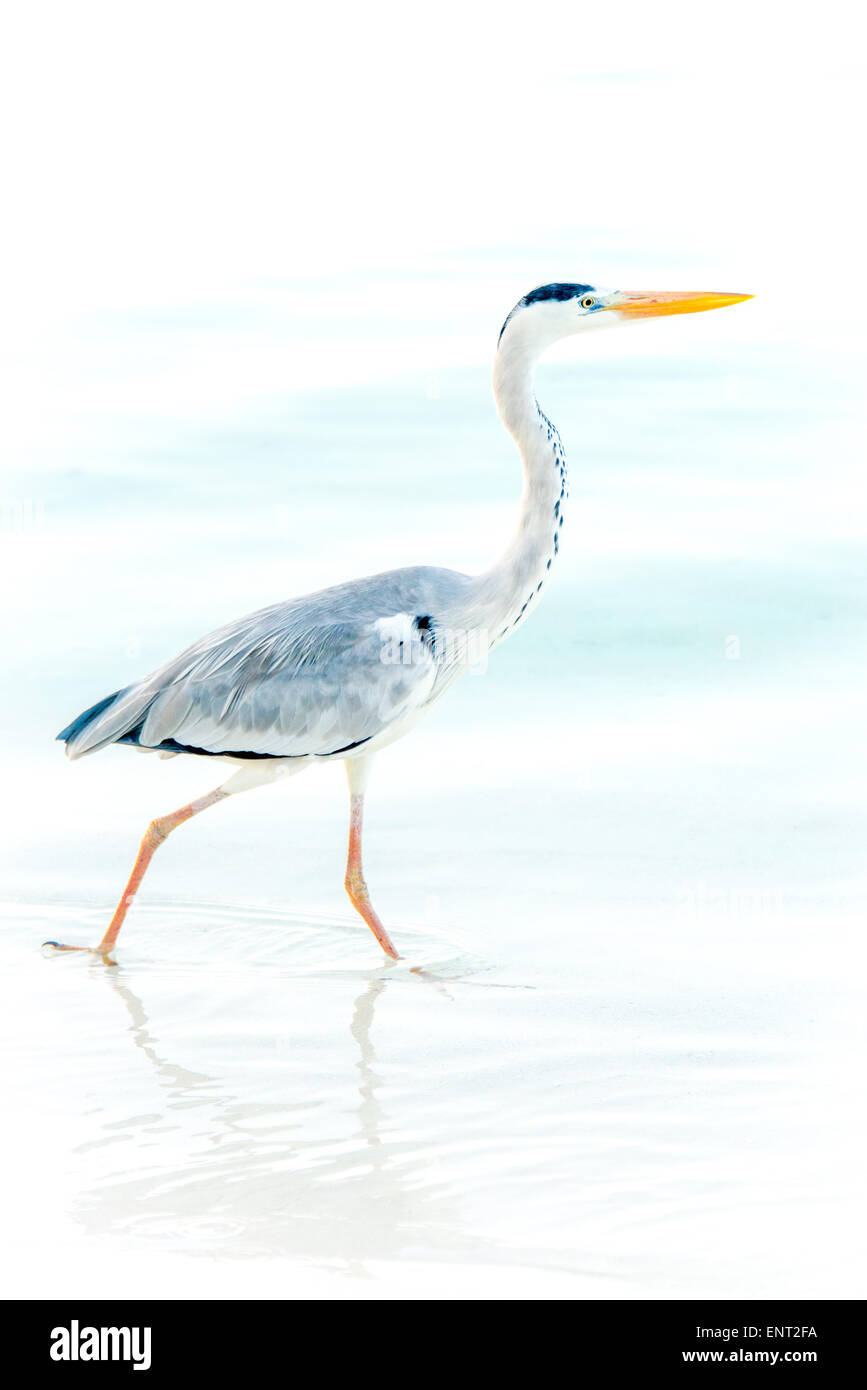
left=498, top=282, right=752, bottom=353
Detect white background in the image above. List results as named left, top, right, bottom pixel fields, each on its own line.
left=0, top=1, right=864, bottom=1299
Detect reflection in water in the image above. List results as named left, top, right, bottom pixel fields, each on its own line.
left=76, top=962, right=491, bottom=1269
left=108, top=975, right=213, bottom=1096
left=20, top=894, right=854, bottom=1298
left=350, top=977, right=386, bottom=1156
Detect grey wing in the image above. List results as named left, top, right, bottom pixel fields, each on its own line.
left=137, top=611, right=438, bottom=757
left=59, top=569, right=465, bottom=760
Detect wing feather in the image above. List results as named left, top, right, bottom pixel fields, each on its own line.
left=60, top=565, right=469, bottom=760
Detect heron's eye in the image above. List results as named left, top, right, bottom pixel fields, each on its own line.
left=581, top=296, right=595, bottom=309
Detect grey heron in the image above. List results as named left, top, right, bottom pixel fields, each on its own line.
left=46, top=283, right=751, bottom=961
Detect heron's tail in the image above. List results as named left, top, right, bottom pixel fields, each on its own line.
left=57, top=687, right=136, bottom=759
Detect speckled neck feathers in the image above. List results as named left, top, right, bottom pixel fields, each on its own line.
left=468, top=317, right=569, bottom=647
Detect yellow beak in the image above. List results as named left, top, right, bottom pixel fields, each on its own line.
left=607, top=290, right=753, bottom=319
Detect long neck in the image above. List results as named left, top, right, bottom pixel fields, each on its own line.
left=468, top=329, right=568, bottom=647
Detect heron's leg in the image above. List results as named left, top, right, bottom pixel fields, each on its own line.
left=95, top=786, right=231, bottom=955
left=44, top=786, right=229, bottom=957
left=45, top=760, right=301, bottom=958
left=344, top=756, right=400, bottom=960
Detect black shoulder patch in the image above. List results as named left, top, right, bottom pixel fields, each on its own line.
left=414, top=613, right=437, bottom=655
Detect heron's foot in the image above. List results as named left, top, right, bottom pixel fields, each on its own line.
left=42, top=940, right=117, bottom=964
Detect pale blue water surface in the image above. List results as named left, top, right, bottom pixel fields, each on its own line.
left=1, top=247, right=865, bottom=1299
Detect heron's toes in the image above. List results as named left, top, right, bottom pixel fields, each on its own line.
left=41, top=940, right=100, bottom=957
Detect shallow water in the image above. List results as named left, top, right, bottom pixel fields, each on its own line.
left=2, top=889, right=862, bottom=1299
left=2, top=252, right=866, bottom=1298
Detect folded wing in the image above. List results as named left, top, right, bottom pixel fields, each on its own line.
left=59, top=569, right=464, bottom=760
